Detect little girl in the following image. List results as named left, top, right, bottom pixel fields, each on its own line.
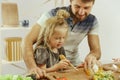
left=34, top=9, right=70, bottom=72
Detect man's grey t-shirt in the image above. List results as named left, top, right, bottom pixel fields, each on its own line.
left=37, top=6, right=99, bottom=66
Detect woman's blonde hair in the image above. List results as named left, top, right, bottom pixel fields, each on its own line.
left=36, top=9, right=70, bottom=49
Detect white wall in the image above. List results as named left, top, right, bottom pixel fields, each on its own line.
left=92, top=0, right=120, bottom=62
left=0, top=0, right=120, bottom=63
left=0, top=0, right=68, bottom=26
left=78, top=0, right=120, bottom=63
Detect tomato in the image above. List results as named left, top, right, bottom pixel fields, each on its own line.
left=56, top=77, right=68, bottom=80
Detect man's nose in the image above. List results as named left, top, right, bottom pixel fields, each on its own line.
left=78, top=8, right=85, bottom=15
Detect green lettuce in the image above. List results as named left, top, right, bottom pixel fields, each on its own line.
left=0, top=74, right=33, bottom=80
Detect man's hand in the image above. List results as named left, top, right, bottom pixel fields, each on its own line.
left=84, top=54, right=102, bottom=76
left=29, top=66, right=46, bottom=79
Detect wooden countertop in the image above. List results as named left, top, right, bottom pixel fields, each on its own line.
left=47, top=67, right=120, bottom=80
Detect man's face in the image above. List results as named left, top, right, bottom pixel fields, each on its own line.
left=70, top=0, right=94, bottom=21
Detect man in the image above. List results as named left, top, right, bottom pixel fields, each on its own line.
left=23, top=0, right=101, bottom=79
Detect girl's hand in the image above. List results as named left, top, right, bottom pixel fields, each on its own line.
left=54, top=59, right=70, bottom=70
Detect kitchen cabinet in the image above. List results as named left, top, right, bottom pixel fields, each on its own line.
left=0, top=27, right=30, bottom=75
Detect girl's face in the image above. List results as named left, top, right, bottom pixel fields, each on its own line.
left=49, top=25, right=68, bottom=49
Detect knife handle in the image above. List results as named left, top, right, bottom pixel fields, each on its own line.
left=26, top=74, right=37, bottom=80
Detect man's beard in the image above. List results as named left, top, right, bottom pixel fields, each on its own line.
left=75, top=13, right=88, bottom=21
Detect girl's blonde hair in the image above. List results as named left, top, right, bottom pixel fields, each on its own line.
left=36, top=9, right=70, bottom=49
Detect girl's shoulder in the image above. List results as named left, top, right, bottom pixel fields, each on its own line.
left=34, top=46, right=48, bottom=53
left=58, top=47, right=66, bottom=56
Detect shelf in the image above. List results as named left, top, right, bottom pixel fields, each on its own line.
left=1, top=60, right=26, bottom=72
left=1, top=60, right=27, bottom=75
left=2, top=60, right=24, bottom=64
left=0, top=26, right=30, bottom=75
left=0, top=26, right=30, bottom=60
left=0, top=26, right=30, bottom=30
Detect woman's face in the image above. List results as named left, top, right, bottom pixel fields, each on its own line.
left=70, top=0, right=93, bottom=21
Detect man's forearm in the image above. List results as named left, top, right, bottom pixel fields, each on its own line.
left=23, top=38, right=37, bottom=70
left=22, top=23, right=41, bottom=71
left=89, top=48, right=101, bottom=60
left=23, top=51, right=37, bottom=70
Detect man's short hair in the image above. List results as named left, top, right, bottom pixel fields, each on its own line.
left=82, top=0, right=95, bottom=4
left=70, top=0, right=95, bottom=4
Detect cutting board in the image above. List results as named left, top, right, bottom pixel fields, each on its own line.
left=1, top=2, right=19, bottom=27
left=48, top=68, right=91, bottom=80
